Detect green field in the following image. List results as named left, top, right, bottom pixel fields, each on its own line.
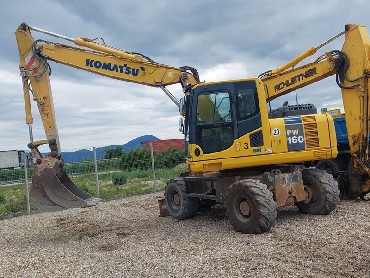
left=0, top=167, right=184, bottom=217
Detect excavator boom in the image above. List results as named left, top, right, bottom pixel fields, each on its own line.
left=15, top=22, right=199, bottom=210
left=260, top=24, right=370, bottom=197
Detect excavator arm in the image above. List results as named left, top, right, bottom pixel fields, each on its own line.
left=260, top=24, right=370, bottom=197
left=17, top=23, right=199, bottom=87
left=261, top=51, right=339, bottom=101
left=15, top=22, right=200, bottom=210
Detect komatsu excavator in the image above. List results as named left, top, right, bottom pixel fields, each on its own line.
left=15, top=22, right=370, bottom=233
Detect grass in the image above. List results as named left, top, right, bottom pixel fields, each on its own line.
left=72, top=167, right=183, bottom=199
left=0, top=184, right=28, bottom=216
left=0, top=167, right=185, bottom=216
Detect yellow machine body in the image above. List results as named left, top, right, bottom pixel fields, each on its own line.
left=187, top=79, right=337, bottom=172
left=14, top=22, right=370, bottom=211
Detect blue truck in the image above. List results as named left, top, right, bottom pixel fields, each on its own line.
left=315, top=116, right=351, bottom=177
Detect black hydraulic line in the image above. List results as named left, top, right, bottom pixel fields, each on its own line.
left=333, top=50, right=361, bottom=90
left=180, top=66, right=200, bottom=83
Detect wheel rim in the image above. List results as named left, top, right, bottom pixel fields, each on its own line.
left=167, top=188, right=181, bottom=212
left=304, top=185, right=316, bottom=203
left=173, top=193, right=180, bottom=206
left=237, top=197, right=251, bottom=218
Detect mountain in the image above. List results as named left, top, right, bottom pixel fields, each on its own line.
left=60, top=135, right=159, bottom=163
left=120, top=135, right=159, bottom=152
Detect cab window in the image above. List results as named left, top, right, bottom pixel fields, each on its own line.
left=196, top=91, right=233, bottom=154
left=236, top=88, right=259, bottom=121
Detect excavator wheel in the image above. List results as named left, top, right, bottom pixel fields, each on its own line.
left=316, top=159, right=349, bottom=199
left=165, top=179, right=199, bottom=220
left=296, top=168, right=340, bottom=215
left=226, top=179, right=277, bottom=234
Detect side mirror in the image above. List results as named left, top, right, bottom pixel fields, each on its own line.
left=179, top=118, right=185, bottom=134
left=179, top=97, right=186, bottom=116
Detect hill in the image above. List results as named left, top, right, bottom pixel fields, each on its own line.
left=60, top=135, right=159, bottom=163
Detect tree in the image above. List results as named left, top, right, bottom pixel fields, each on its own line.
left=118, top=148, right=185, bottom=171
left=104, top=147, right=124, bottom=159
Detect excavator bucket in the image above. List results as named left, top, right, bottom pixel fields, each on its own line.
left=30, top=156, right=98, bottom=211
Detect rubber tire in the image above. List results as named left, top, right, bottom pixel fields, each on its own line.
left=226, top=179, right=277, bottom=234
left=165, top=179, right=199, bottom=220
left=296, top=168, right=340, bottom=215
left=316, top=158, right=349, bottom=198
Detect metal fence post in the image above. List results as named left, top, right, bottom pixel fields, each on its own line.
left=93, top=147, right=99, bottom=198
left=149, top=142, right=156, bottom=191
left=24, top=153, right=31, bottom=215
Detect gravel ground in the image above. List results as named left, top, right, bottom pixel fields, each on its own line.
left=0, top=193, right=369, bottom=278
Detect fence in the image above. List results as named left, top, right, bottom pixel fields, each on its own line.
left=0, top=144, right=184, bottom=215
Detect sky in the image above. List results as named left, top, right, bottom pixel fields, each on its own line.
left=1, top=0, right=369, bottom=152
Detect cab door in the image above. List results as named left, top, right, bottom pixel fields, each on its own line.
left=188, top=80, right=263, bottom=158
left=194, top=87, right=234, bottom=154
left=234, top=81, right=262, bottom=141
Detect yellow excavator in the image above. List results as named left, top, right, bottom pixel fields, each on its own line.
left=15, top=22, right=370, bottom=233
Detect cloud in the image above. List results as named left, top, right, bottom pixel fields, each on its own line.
left=1, top=1, right=370, bottom=151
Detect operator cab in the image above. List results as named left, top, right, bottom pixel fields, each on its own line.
left=186, top=79, right=264, bottom=156
left=181, top=78, right=337, bottom=174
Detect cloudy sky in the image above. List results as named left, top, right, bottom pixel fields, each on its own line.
left=1, top=0, right=369, bottom=152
